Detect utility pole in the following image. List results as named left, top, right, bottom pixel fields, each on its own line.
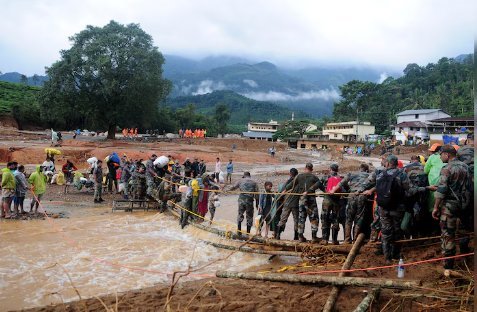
left=356, top=107, right=359, bottom=143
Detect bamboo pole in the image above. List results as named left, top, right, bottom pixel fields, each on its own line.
left=215, top=271, right=421, bottom=290
left=322, top=233, right=365, bottom=312
left=204, top=241, right=302, bottom=257
left=352, top=288, right=380, bottom=312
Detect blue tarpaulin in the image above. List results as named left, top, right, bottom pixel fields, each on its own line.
left=442, top=135, right=459, bottom=145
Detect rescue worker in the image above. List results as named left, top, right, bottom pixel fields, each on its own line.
left=145, top=154, right=158, bottom=198
left=319, top=164, right=343, bottom=245
left=363, top=155, right=411, bottom=263
left=285, top=163, right=321, bottom=243
left=430, top=145, right=471, bottom=269
left=228, top=171, right=259, bottom=235
left=404, top=155, right=430, bottom=237
left=330, top=163, right=370, bottom=243
left=456, top=134, right=474, bottom=252
left=275, top=168, right=299, bottom=240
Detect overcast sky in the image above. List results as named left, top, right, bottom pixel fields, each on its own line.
left=0, top=0, right=474, bottom=75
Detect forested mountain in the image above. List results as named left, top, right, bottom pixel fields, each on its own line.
left=332, top=55, right=473, bottom=133
left=162, top=55, right=388, bottom=117
left=0, top=72, right=48, bottom=86
left=167, top=90, right=307, bottom=131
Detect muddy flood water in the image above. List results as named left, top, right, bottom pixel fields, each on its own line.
left=0, top=198, right=278, bottom=311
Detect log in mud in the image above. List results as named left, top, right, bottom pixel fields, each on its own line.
left=323, top=233, right=366, bottom=312
left=215, top=271, right=421, bottom=290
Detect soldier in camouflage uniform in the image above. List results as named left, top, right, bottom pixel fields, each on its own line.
left=365, top=153, right=390, bottom=244
left=319, top=164, right=343, bottom=245
left=363, top=155, right=411, bottom=263
left=404, top=155, right=430, bottom=237
left=145, top=154, right=158, bottom=198
left=276, top=168, right=299, bottom=240
left=228, top=172, right=259, bottom=235
left=130, top=164, right=146, bottom=200
left=156, top=174, right=182, bottom=213
left=330, top=163, right=370, bottom=243
left=431, top=145, right=470, bottom=269
left=285, top=163, right=322, bottom=243
left=456, top=134, right=474, bottom=252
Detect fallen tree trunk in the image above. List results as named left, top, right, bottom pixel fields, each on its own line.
left=323, top=233, right=365, bottom=312
left=215, top=271, right=421, bottom=290
left=204, top=241, right=302, bottom=257
left=352, top=288, right=380, bottom=312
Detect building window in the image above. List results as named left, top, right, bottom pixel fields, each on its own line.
left=415, top=114, right=419, bottom=119
left=334, top=134, right=338, bottom=138
left=409, top=127, right=413, bottom=131
left=300, top=144, right=306, bottom=149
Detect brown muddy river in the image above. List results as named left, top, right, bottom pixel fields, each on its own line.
left=0, top=199, right=274, bottom=311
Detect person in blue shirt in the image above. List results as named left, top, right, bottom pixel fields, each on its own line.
left=226, top=159, right=234, bottom=184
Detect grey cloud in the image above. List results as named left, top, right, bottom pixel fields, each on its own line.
left=242, top=89, right=341, bottom=102
left=243, top=79, right=258, bottom=88
left=377, top=72, right=389, bottom=83
left=192, top=80, right=227, bottom=95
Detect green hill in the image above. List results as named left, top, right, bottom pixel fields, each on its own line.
left=166, top=90, right=308, bottom=130
left=0, top=81, right=42, bottom=128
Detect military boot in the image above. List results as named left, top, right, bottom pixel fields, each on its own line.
left=343, top=224, right=353, bottom=244
left=459, top=237, right=471, bottom=254
left=293, top=231, right=299, bottom=241
left=444, top=258, right=455, bottom=270
left=274, top=226, right=281, bottom=239
left=311, top=231, right=320, bottom=243
left=391, top=245, right=401, bottom=260
left=237, top=222, right=242, bottom=236
left=246, top=225, right=252, bottom=234
left=331, top=229, right=339, bottom=245
left=353, top=225, right=361, bottom=242
left=320, top=229, right=330, bottom=245
left=298, top=233, right=307, bottom=242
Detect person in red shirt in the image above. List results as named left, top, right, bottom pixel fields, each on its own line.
left=62, top=160, right=78, bottom=184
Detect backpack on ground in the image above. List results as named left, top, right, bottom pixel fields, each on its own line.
left=376, top=169, right=401, bottom=209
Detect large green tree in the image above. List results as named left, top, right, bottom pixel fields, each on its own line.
left=214, top=103, right=230, bottom=136
left=40, top=20, right=171, bottom=138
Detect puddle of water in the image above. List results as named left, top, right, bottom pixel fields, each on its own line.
left=0, top=209, right=269, bottom=311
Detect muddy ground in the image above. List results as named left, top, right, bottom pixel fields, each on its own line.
left=0, top=128, right=473, bottom=312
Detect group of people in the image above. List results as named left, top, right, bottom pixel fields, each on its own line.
left=178, top=128, right=207, bottom=139
left=2, top=134, right=473, bottom=270
left=219, top=137, right=473, bottom=269
left=1, top=162, right=48, bottom=218
left=121, top=128, right=139, bottom=138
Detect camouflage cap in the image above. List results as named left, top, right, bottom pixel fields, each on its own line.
left=386, top=154, right=399, bottom=166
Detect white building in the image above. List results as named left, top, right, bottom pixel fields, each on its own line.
left=242, top=120, right=280, bottom=141
left=246, top=120, right=279, bottom=132
left=393, top=109, right=451, bottom=142
left=322, top=121, right=375, bottom=142
left=396, top=109, right=451, bottom=123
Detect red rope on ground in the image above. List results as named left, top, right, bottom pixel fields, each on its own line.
left=296, top=252, right=474, bottom=275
